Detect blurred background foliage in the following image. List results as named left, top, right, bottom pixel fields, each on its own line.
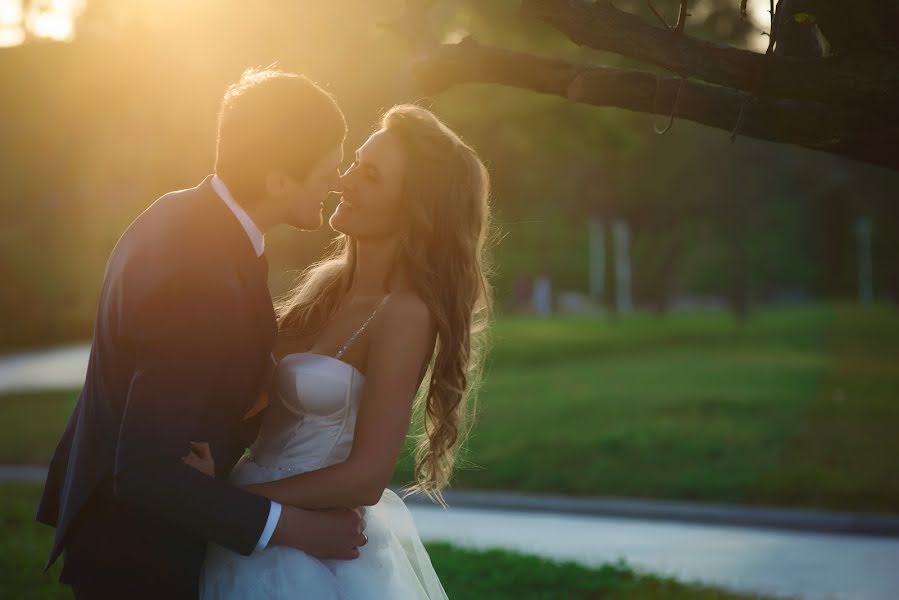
left=0, top=0, right=897, bottom=350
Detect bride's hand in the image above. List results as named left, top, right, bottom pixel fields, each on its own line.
left=182, top=441, right=215, bottom=477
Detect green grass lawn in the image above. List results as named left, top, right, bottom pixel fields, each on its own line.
left=0, top=392, right=78, bottom=465
left=3, top=304, right=898, bottom=513
left=2, top=484, right=779, bottom=600
left=407, top=303, right=899, bottom=513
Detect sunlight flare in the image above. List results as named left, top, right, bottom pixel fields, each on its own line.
left=0, top=0, right=84, bottom=46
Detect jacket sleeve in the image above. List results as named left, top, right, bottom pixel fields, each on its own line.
left=112, top=263, right=271, bottom=556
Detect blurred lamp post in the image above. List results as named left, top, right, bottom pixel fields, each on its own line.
left=612, top=220, right=633, bottom=313
left=855, top=216, right=874, bottom=306
left=588, top=217, right=605, bottom=304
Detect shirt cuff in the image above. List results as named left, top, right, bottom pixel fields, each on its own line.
left=254, top=501, right=282, bottom=553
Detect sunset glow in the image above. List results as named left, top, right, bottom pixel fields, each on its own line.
left=0, top=0, right=779, bottom=52
left=0, top=0, right=84, bottom=47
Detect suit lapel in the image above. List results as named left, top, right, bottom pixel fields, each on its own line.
left=235, top=255, right=277, bottom=344
left=194, top=178, right=278, bottom=423
left=196, top=176, right=278, bottom=342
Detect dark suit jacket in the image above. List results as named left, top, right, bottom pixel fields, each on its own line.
left=36, top=176, right=278, bottom=597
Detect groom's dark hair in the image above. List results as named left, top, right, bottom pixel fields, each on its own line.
left=214, top=67, right=347, bottom=206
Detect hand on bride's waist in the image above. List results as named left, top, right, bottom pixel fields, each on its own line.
left=181, top=441, right=215, bottom=477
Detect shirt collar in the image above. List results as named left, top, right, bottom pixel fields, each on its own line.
left=211, top=175, right=264, bottom=257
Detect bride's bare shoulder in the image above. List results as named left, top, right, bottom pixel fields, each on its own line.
left=378, top=292, right=434, bottom=335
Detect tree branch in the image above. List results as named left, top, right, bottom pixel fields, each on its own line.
left=414, top=38, right=899, bottom=170
left=674, top=0, right=689, bottom=35
left=519, top=0, right=899, bottom=112
left=765, top=0, right=778, bottom=55
left=646, top=0, right=689, bottom=34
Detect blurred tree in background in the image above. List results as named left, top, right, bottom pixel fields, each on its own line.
left=0, top=0, right=897, bottom=350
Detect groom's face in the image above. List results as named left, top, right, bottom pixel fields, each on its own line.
left=271, top=145, right=344, bottom=230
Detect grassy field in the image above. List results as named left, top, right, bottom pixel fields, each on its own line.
left=2, top=484, right=780, bottom=600
left=408, top=303, right=899, bottom=513
left=0, top=392, right=78, bottom=465
left=3, top=304, right=898, bottom=513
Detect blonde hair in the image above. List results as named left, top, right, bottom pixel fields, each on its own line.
left=277, top=105, right=493, bottom=504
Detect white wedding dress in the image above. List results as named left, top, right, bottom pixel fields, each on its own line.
left=200, top=302, right=449, bottom=599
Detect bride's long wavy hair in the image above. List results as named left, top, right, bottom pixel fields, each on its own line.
left=276, top=105, right=493, bottom=503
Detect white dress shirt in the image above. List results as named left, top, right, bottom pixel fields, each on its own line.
left=211, top=174, right=281, bottom=552
left=211, top=175, right=265, bottom=258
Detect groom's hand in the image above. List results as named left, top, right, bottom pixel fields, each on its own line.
left=181, top=441, right=215, bottom=477
left=270, top=504, right=367, bottom=560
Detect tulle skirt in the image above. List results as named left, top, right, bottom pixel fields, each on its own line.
left=200, top=465, right=448, bottom=600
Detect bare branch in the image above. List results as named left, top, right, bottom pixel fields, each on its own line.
left=765, top=0, right=783, bottom=55
left=414, top=38, right=899, bottom=170
left=647, top=0, right=674, bottom=31
left=646, top=0, right=689, bottom=33
left=651, top=74, right=684, bottom=134
left=519, top=0, right=899, bottom=111
left=675, top=0, right=689, bottom=34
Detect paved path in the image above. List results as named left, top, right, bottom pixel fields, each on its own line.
left=408, top=503, right=899, bottom=600
left=407, top=489, right=899, bottom=537
left=0, top=465, right=48, bottom=482
left=0, top=343, right=90, bottom=394
left=4, top=344, right=899, bottom=599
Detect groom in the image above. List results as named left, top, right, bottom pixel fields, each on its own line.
left=36, top=68, right=366, bottom=599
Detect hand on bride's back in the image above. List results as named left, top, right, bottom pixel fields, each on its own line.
left=270, top=504, right=367, bottom=560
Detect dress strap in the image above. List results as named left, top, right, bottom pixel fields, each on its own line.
left=334, top=294, right=391, bottom=360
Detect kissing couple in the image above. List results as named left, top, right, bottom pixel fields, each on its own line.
left=37, top=66, right=492, bottom=599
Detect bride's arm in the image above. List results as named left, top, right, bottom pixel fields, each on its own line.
left=242, top=295, right=436, bottom=509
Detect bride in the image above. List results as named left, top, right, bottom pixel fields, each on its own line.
left=187, top=104, right=492, bottom=598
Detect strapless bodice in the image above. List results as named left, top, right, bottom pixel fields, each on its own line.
left=203, top=345, right=451, bottom=600
left=204, top=297, right=451, bottom=599
left=241, top=353, right=364, bottom=478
